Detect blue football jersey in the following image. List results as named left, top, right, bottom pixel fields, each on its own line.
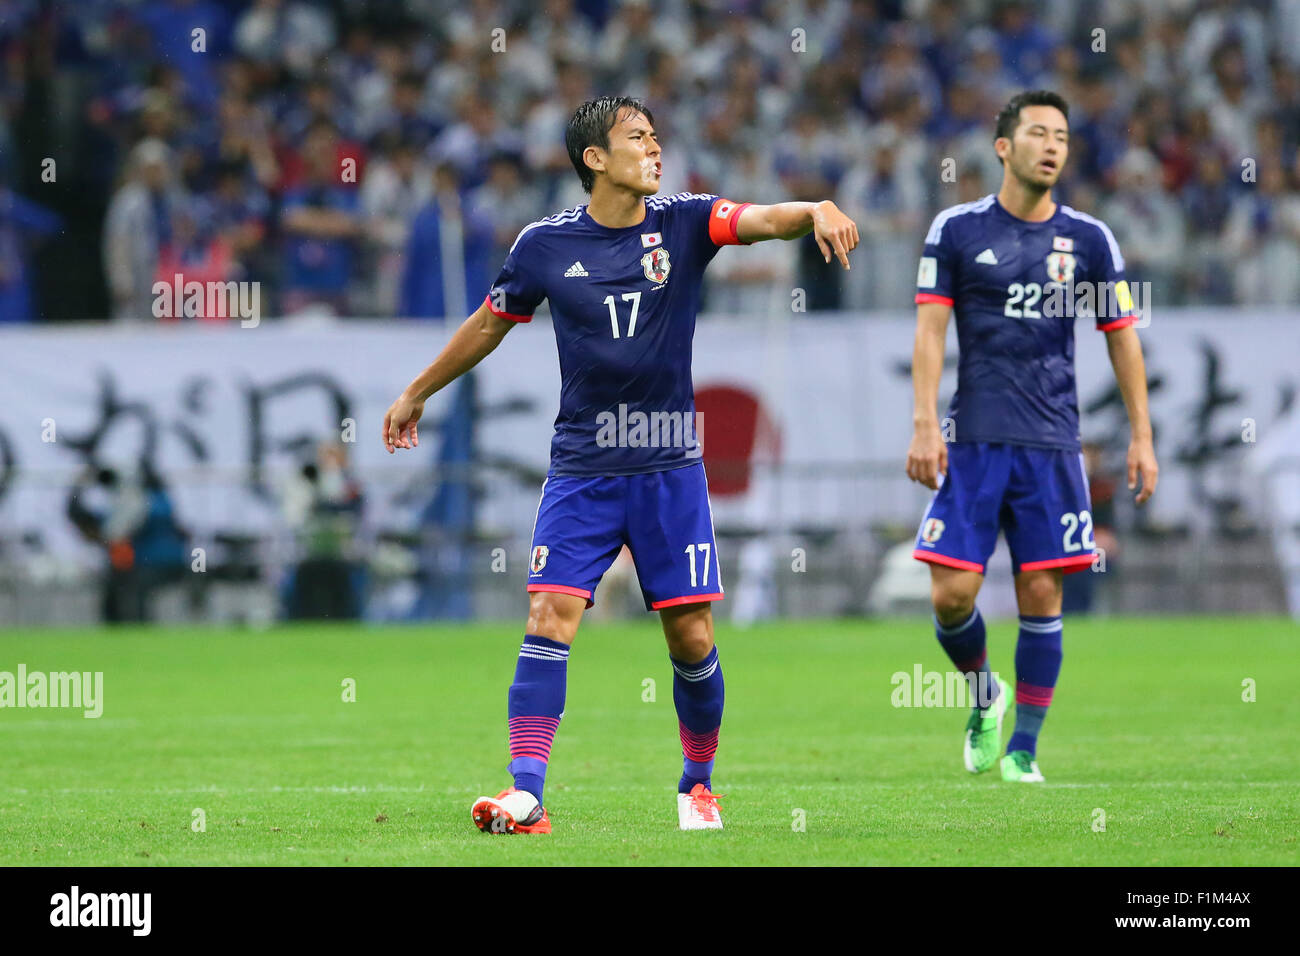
left=486, top=192, right=752, bottom=476
left=915, top=193, right=1137, bottom=451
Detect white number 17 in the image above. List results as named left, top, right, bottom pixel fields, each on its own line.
left=604, top=291, right=642, bottom=338
left=685, top=542, right=711, bottom=587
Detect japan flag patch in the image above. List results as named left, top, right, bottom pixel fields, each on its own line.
left=641, top=232, right=662, bottom=248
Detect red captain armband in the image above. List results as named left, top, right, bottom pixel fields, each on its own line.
left=708, top=198, right=753, bottom=246
left=484, top=292, right=532, bottom=323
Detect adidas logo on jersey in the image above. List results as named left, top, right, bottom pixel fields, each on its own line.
left=975, top=248, right=998, bottom=265
left=564, top=261, right=589, bottom=277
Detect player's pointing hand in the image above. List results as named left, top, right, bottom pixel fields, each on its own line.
left=383, top=393, right=424, bottom=454
left=812, top=200, right=860, bottom=270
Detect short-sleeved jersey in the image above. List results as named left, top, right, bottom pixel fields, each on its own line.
left=915, top=193, right=1137, bottom=451
left=487, top=192, right=751, bottom=476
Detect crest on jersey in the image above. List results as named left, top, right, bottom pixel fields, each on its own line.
left=642, top=247, right=671, bottom=283
left=530, top=545, right=549, bottom=574
left=1045, top=251, right=1076, bottom=283
left=921, top=518, right=945, bottom=544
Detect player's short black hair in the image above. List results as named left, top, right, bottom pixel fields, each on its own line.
left=566, top=96, right=654, bottom=193
left=994, top=90, right=1070, bottom=157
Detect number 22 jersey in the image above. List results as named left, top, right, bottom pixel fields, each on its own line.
left=914, top=193, right=1138, bottom=452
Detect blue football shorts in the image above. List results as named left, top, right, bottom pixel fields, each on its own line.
left=526, top=461, right=724, bottom=611
left=913, top=442, right=1096, bottom=575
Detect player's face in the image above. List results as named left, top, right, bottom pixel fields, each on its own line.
left=599, top=109, right=662, bottom=195
left=1001, top=105, right=1069, bottom=189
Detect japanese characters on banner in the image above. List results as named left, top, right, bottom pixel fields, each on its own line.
left=0, top=311, right=1295, bottom=610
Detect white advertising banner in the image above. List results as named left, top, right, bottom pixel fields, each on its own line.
left=0, top=311, right=1296, bottom=590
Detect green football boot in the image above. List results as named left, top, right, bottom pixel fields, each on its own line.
left=1001, top=749, right=1046, bottom=783
left=963, top=676, right=1011, bottom=773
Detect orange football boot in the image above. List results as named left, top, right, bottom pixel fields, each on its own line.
left=471, top=787, right=551, bottom=834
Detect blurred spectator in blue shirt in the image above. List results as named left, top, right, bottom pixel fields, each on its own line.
left=1181, top=149, right=1238, bottom=304
left=918, top=0, right=966, bottom=91
left=362, top=136, right=433, bottom=315
left=467, top=151, right=543, bottom=265
left=135, top=0, right=230, bottom=109
left=992, top=0, right=1058, bottom=88
left=209, top=159, right=270, bottom=278
left=369, top=73, right=441, bottom=152
left=430, top=93, right=522, bottom=192
left=0, top=182, right=61, bottom=322
left=400, top=163, right=494, bottom=320
left=1224, top=161, right=1300, bottom=304
left=281, top=75, right=357, bottom=145
left=280, top=121, right=363, bottom=315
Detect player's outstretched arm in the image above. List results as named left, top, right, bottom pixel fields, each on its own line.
left=736, top=200, right=859, bottom=269
left=906, top=302, right=952, bottom=490
left=1105, top=324, right=1158, bottom=504
left=382, top=300, right=515, bottom=454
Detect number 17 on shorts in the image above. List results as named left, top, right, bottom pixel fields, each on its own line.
left=527, top=462, right=725, bottom=612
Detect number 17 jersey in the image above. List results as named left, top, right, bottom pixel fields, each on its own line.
left=486, top=192, right=751, bottom=476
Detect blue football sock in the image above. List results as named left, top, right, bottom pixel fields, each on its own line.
left=671, top=645, right=724, bottom=794
left=934, top=608, right=1000, bottom=710
left=507, top=634, right=568, bottom=805
left=1007, top=615, right=1063, bottom=757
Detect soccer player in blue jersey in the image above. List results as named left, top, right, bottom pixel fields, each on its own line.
left=905, top=90, right=1158, bottom=783
left=382, top=96, right=859, bottom=832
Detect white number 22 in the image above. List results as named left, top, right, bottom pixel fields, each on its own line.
left=1061, top=510, right=1095, bottom=552
left=1004, top=282, right=1042, bottom=319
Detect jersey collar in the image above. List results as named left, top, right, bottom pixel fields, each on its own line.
left=992, top=193, right=1059, bottom=227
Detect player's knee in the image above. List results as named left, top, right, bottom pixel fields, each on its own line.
left=1016, top=572, right=1062, bottom=616
left=668, top=628, right=714, bottom=663
left=526, top=592, right=583, bottom=642
left=662, top=604, right=714, bottom=662
left=931, top=582, right=976, bottom=625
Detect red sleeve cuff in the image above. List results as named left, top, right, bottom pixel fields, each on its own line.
left=1097, top=314, right=1138, bottom=331
left=484, top=294, right=532, bottom=323
left=915, top=293, right=954, bottom=306
left=708, top=198, right=753, bottom=246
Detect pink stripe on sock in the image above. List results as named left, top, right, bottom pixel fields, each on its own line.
left=509, top=716, right=560, bottom=762
left=1016, top=681, right=1055, bottom=707
left=679, top=722, right=719, bottom=762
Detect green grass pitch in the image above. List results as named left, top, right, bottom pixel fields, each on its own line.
left=1, top=617, right=1296, bottom=866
